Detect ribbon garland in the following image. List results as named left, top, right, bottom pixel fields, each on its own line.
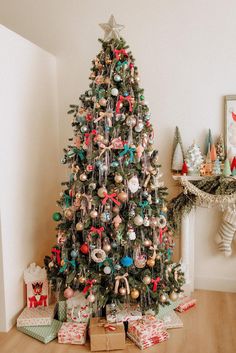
left=116, top=95, right=133, bottom=114
left=113, top=49, right=128, bottom=61
left=59, top=259, right=76, bottom=273
left=51, top=248, right=61, bottom=265
left=102, top=192, right=121, bottom=206
left=151, top=276, right=161, bottom=292
left=90, top=226, right=105, bottom=239
left=85, top=130, right=97, bottom=146
left=119, top=144, right=136, bottom=163
left=159, top=226, right=168, bottom=244
left=138, top=200, right=150, bottom=217
left=114, top=273, right=130, bottom=295
left=82, top=279, right=96, bottom=294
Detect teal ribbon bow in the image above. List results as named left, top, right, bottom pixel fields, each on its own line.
left=138, top=200, right=150, bottom=217
left=119, top=144, right=136, bottom=163
left=64, top=194, right=72, bottom=208
left=116, top=60, right=128, bottom=71
left=75, top=148, right=85, bottom=161
left=95, top=87, right=105, bottom=99
left=59, top=259, right=76, bottom=273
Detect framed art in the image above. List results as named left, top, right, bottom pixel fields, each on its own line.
left=225, top=95, right=236, bottom=158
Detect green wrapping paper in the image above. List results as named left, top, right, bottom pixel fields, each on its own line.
left=57, top=301, right=67, bottom=322
left=17, top=319, right=62, bottom=344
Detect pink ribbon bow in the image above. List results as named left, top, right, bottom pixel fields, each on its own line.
left=113, top=49, right=128, bottom=61
left=51, top=248, right=61, bottom=265
left=151, top=277, right=161, bottom=292
left=90, top=226, right=104, bottom=239
left=82, top=279, right=96, bottom=294
left=85, top=129, right=97, bottom=146
left=102, top=192, right=121, bottom=206
left=116, top=95, right=133, bottom=114
left=159, top=227, right=168, bottom=244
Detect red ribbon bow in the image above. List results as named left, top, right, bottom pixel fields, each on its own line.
left=29, top=295, right=48, bottom=308
left=116, top=95, right=133, bottom=114
left=102, top=192, right=121, bottom=206
left=113, top=49, right=128, bottom=61
left=151, top=277, right=161, bottom=292
left=90, top=226, right=104, bottom=238
left=159, top=227, right=168, bottom=244
left=51, top=248, right=61, bottom=265
left=82, top=279, right=96, bottom=294
left=85, top=130, right=97, bottom=146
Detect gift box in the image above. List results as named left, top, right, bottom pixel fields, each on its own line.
left=156, top=299, right=181, bottom=319
left=57, top=300, right=67, bottom=322
left=17, top=305, right=55, bottom=327
left=128, top=315, right=165, bottom=342
left=106, top=303, right=142, bottom=323
left=90, top=317, right=126, bottom=351
left=58, top=322, right=87, bottom=344
left=17, top=319, right=62, bottom=344
left=175, top=296, right=197, bottom=313
left=24, top=263, right=48, bottom=308
left=161, top=310, right=183, bottom=329
left=127, top=331, right=169, bottom=350
left=66, top=292, right=92, bottom=323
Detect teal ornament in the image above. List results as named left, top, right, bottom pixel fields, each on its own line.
left=64, top=194, right=72, bottom=207
left=144, top=114, right=151, bottom=121
left=114, top=74, right=121, bottom=82
left=111, top=161, right=119, bottom=167
left=123, top=91, right=129, bottom=97
left=70, top=250, right=78, bottom=258
left=120, top=256, right=133, bottom=267
left=52, top=212, right=62, bottom=222
left=140, top=95, right=145, bottom=101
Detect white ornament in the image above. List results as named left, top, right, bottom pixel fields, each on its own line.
left=91, top=249, right=106, bottom=263
left=111, top=88, right=119, bottom=96
left=128, top=175, right=140, bottom=193
left=104, top=266, right=112, bottom=274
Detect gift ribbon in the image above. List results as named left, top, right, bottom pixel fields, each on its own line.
left=116, top=95, right=133, bottom=113
left=151, top=276, right=161, bottom=292
left=90, top=226, right=104, bottom=239
left=119, top=144, right=136, bottom=163
left=59, top=259, right=76, bottom=273
left=102, top=192, right=121, bottom=206
left=138, top=200, right=150, bottom=217
left=82, top=279, right=96, bottom=294
left=51, top=248, right=61, bottom=265
left=85, top=130, right=97, bottom=146
left=113, top=49, right=128, bottom=60
left=114, top=273, right=130, bottom=295
left=159, top=227, right=168, bottom=244
left=28, top=295, right=48, bottom=308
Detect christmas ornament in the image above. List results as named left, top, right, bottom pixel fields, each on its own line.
left=160, top=294, right=167, bottom=303
left=80, top=243, right=90, bottom=255
left=104, top=266, right=112, bottom=274
left=169, top=291, right=179, bottom=301
left=143, top=239, right=152, bottom=247
left=64, top=208, right=74, bottom=220
left=103, top=238, right=111, bottom=252
left=143, top=216, right=150, bottom=227
left=91, top=249, right=106, bottom=263
left=79, top=173, right=87, bottom=181
left=149, top=217, right=158, bottom=228
left=113, top=205, right=120, bottom=214
left=99, top=15, right=124, bottom=41
left=64, top=287, right=74, bottom=299
left=89, top=182, right=96, bottom=190
left=100, top=211, right=112, bottom=223
left=127, top=227, right=136, bottom=240
left=147, top=258, right=155, bottom=267
left=120, top=256, right=133, bottom=267
left=134, top=120, right=144, bottom=132
left=111, top=88, right=119, bottom=96
left=112, top=214, right=122, bottom=229
left=90, top=210, right=98, bottom=219
left=142, top=275, right=151, bottom=285
left=114, top=273, right=130, bottom=295
left=133, top=215, right=144, bottom=226
left=78, top=276, right=86, bottom=284
left=70, top=250, right=78, bottom=258
left=118, top=191, right=128, bottom=202
left=126, top=116, right=136, bottom=127
left=130, top=288, right=140, bottom=299
left=52, top=212, right=62, bottom=221
left=119, top=287, right=126, bottom=295
left=128, top=175, right=139, bottom=193
left=87, top=293, right=96, bottom=303
left=98, top=187, right=107, bottom=198
left=114, top=74, right=121, bottom=82
left=99, top=98, right=107, bottom=106
left=114, top=174, right=123, bottom=183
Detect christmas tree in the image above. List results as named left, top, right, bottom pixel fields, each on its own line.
left=212, top=158, right=221, bottom=176
left=215, top=134, right=225, bottom=162
left=185, top=142, right=204, bottom=175
left=171, top=126, right=184, bottom=171
left=44, top=16, right=184, bottom=313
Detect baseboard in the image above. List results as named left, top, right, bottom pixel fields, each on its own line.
left=194, top=276, right=236, bottom=293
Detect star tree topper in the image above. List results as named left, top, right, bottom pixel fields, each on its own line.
left=99, top=15, right=124, bottom=41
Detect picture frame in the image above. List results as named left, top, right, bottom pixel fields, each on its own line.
left=225, top=95, right=236, bottom=159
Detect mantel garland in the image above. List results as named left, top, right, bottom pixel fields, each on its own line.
left=168, top=176, right=236, bottom=232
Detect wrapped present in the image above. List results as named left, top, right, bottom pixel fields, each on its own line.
left=57, top=300, right=67, bottom=322
left=90, top=317, right=125, bottom=351
left=17, top=319, right=62, bottom=344
left=106, top=303, right=142, bottom=323
left=17, top=305, right=55, bottom=327
left=175, top=296, right=197, bottom=313
left=58, top=322, right=87, bottom=344
left=66, top=292, right=92, bottom=323
left=128, top=315, right=165, bottom=342
left=156, top=299, right=181, bottom=319
left=127, top=331, right=169, bottom=350
left=24, top=263, right=48, bottom=308
left=161, top=310, right=183, bottom=329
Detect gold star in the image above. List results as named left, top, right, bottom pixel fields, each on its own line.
left=99, top=15, right=124, bottom=41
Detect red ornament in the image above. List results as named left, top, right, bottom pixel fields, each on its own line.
left=230, top=156, right=236, bottom=171
left=80, top=242, right=90, bottom=255
left=181, top=161, right=188, bottom=175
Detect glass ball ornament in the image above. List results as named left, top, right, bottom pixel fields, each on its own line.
left=114, top=74, right=121, bottom=82
left=142, top=191, right=149, bottom=199
left=143, top=239, right=152, bottom=247
left=111, top=241, right=118, bottom=249
left=103, top=243, right=111, bottom=252
left=87, top=293, right=96, bottom=303
left=97, top=187, right=107, bottom=198
left=142, top=275, right=151, bottom=285
left=160, top=294, right=167, bottom=303
left=120, top=256, right=133, bottom=267
left=99, top=98, right=107, bottom=106
left=127, top=227, right=136, bottom=240
left=78, top=276, right=86, bottom=284
left=116, top=113, right=126, bottom=122
left=111, top=88, right=119, bottom=96
left=119, top=287, right=126, bottom=296
left=100, top=211, right=111, bottom=223
left=129, top=208, right=136, bottom=218
left=70, top=250, right=78, bottom=258
left=90, top=210, right=98, bottom=219
left=80, top=242, right=90, bottom=254
left=64, top=287, right=74, bottom=299
left=103, top=266, right=112, bottom=275
left=76, top=222, right=84, bottom=231
left=143, top=216, right=150, bottom=227
left=135, top=120, right=144, bottom=133
left=113, top=205, right=120, bottom=214
left=133, top=215, right=144, bottom=226
left=126, top=116, right=136, bottom=127
left=147, top=258, right=155, bottom=267
left=88, top=182, right=96, bottom=190
left=131, top=288, right=140, bottom=299
left=79, top=173, right=87, bottom=182
left=114, top=264, right=121, bottom=270
left=118, top=191, right=128, bottom=202
left=114, top=174, right=123, bottom=183
left=64, top=208, right=74, bottom=220
left=169, top=291, right=179, bottom=301
left=52, top=212, right=62, bottom=222
left=80, top=125, right=88, bottom=133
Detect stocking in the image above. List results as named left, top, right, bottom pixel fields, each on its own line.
left=215, top=209, right=236, bottom=257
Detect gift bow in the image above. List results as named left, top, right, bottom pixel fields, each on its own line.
left=90, top=226, right=104, bottom=239
left=94, top=111, right=113, bottom=125
left=113, top=49, right=128, bottom=60
left=51, top=248, right=61, bottom=265
left=159, top=227, right=168, bottom=244
left=102, top=192, right=121, bottom=206
left=119, top=144, right=136, bottom=163
left=114, top=273, right=130, bottom=295
left=151, top=276, right=161, bottom=292
left=116, top=95, right=133, bottom=113
left=59, top=259, right=76, bottom=273
left=29, top=295, right=47, bottom=308
left=85, top=130, right=97, bottom=146
left=82, top=279, right=96, bottom=294
left=138, top=200, right=150, bottom=217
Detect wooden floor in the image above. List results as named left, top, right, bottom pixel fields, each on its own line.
left=0, top=290, right=235, bottom=353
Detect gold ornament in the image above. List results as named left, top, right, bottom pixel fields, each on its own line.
left=113, top=206, right=120, bottom=214
left=142, top=275, right=151, bottom=285
left=76, top=222, right=84, bottom=231
left=162, top=206, right=168, bottom=213
left=143, top=239, right=152, bottom=247
left=90, top=210, right=98, bottom=218
left=131, top=288, right=140, bottom=299
left=78, top=276, right=86, bottom=284
left=103, top=243, right=111, bottom=252
left=64, top=208, right=74, bottom=220
left=114, top=174, right=123, bottom=183
left=118, top=191, right=128, bottom=202
left=119, top=287, right=126, bottom=296
left=160, top=294, right=167, bottom=303
left=79, top=173, right=87, bottom=182
left=133, top=215, right=143, bottom=226
left=169, top=291, right=179, bottom=301
left=147, top=258, right=155, bottom=267
left=98, top=187, right=107, bottom=198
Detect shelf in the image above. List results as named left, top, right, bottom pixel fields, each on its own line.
left=172, top=175, right=204, bottom=181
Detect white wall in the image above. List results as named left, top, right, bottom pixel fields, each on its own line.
left=0, top=25, right=59, bottom=331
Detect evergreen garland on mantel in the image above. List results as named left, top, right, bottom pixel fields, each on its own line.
left=168, top=176, right=236, bottom=232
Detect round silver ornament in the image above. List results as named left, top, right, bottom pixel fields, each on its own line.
left=143, top=216, right=150, bottom=227
left=111, top=88, right=119, bottom=96
left=104, top=266, right=112, bottom=275
left=80, top=125, right=88, bottom=133
left=90, top=210, right=98, bottom=219
left=100, top=211, right=111, bottom=223
left=89, top=182, right=96, bottom=190
left=133, top=215, right=144, bottom=226
left=114, top=74, right=121, bottom=82
left=160, top=294, right=167, bottom=303
left=134, top=120, right=144, bottom=132
left=126, top=116, right=136, bottom=127
left=79, top=173, right=87, bottom=182
left=169, top=292, right=179, bottom=302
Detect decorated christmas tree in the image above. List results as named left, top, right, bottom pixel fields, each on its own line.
left=215, top=134, right=225, bottom=162
left=212, top=158, right=221, bottom=176
left=44, top=16, right=184, bottom=313
left=185, top=142, right=204, bottom=175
